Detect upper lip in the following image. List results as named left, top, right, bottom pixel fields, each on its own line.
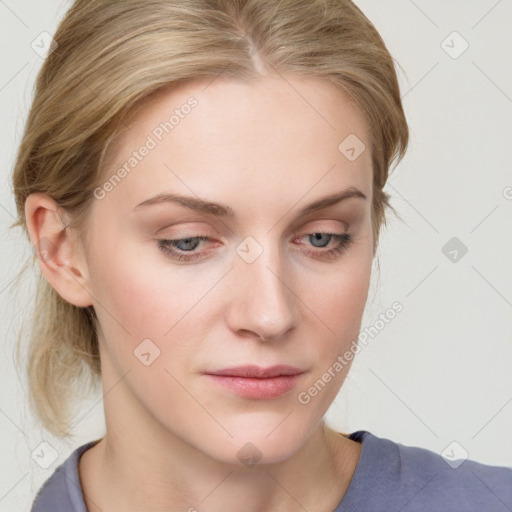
left=204, top=365, right=304, bottom=378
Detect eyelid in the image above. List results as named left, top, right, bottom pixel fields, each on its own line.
left=291, top=219, right=349, bottom=236
left=153, top=210, right=352, bottom=231
left=155, top=216, right=351, bottom=242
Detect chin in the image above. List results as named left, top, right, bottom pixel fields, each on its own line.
left=196, top=420, right=315, bottom=468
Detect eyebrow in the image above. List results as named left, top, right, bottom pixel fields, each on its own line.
left=133, top=186, right=366, bottom=217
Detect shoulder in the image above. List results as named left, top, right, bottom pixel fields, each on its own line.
left=31, top=439, right=100, bottom=512
left=342, top=430, right=512, bottom=512
left=395, top=435, right=512, bottom=510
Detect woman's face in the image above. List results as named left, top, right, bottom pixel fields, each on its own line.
left=82, top=74, right=374, bottom=464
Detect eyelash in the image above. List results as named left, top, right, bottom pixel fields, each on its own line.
left=156, top=232, right=353, bottom=262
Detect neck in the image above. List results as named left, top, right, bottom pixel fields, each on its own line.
left=81, top=427, right=360, bottom=512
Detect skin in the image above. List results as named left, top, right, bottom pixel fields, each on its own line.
left=25, top=73, right=375, bottom=511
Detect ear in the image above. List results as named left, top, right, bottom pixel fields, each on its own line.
left=24, top=192, right=93, bottom=308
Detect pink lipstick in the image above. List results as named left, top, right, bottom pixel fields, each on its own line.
left=203, top=365, right=304, bottom=399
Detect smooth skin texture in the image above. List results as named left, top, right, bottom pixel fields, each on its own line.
left=26, top=73, right=374, bottom=511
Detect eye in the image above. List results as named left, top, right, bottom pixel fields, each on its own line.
left=157, top=235, right=211, bottom=262
left=156, top=231, right=354, bottom=263
left=292, top=232, right=353, bottom=259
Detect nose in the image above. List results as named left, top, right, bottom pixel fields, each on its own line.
left=225, top=237, right=300, bottom=342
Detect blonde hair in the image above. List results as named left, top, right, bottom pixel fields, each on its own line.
left=10, top=0, right=409, bottom=438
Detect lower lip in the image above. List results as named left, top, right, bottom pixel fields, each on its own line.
left=205, top=374, right=303, bottom=399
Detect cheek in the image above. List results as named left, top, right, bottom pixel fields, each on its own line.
left=305, top=253, right=372, bottom=341
left=294, top=259, right=371, bottom=411
left=87, top=236, right=224, bottom=364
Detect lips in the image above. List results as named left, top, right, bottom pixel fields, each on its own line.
left=205, top=365, right=304, bottom=378
left=203, top=365, right=305, bottom=399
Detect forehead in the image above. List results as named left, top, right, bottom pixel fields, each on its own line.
left=98, top=74, right=373, bottom=217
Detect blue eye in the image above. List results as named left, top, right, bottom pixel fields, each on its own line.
left=295, top=232, right=353, bottom=259
left=157, top=232, right=353, bottom=262
left=157, top=235, right=210, bottom=262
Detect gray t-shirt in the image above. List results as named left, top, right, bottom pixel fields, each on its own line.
left=31, top=430, right=512, bottom=511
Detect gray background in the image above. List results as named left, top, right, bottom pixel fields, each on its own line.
left=1, top=0, right=511, bottom=509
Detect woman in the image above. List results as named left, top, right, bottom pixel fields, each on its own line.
left=11, top=1, right=511, bottom=511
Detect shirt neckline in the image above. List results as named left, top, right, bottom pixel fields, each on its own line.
left=332, top=430, right=373, bottom=510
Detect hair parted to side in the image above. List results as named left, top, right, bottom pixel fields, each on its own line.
left=10, top=0, right=409, bottom=438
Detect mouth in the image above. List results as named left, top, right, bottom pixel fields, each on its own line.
left=202, top=365, right=305, bottom=400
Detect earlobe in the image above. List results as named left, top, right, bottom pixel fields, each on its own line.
left=24, top=193, right=94, bottom=308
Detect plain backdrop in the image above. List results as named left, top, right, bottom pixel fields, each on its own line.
left=1, top=0, right=511, bottom=510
